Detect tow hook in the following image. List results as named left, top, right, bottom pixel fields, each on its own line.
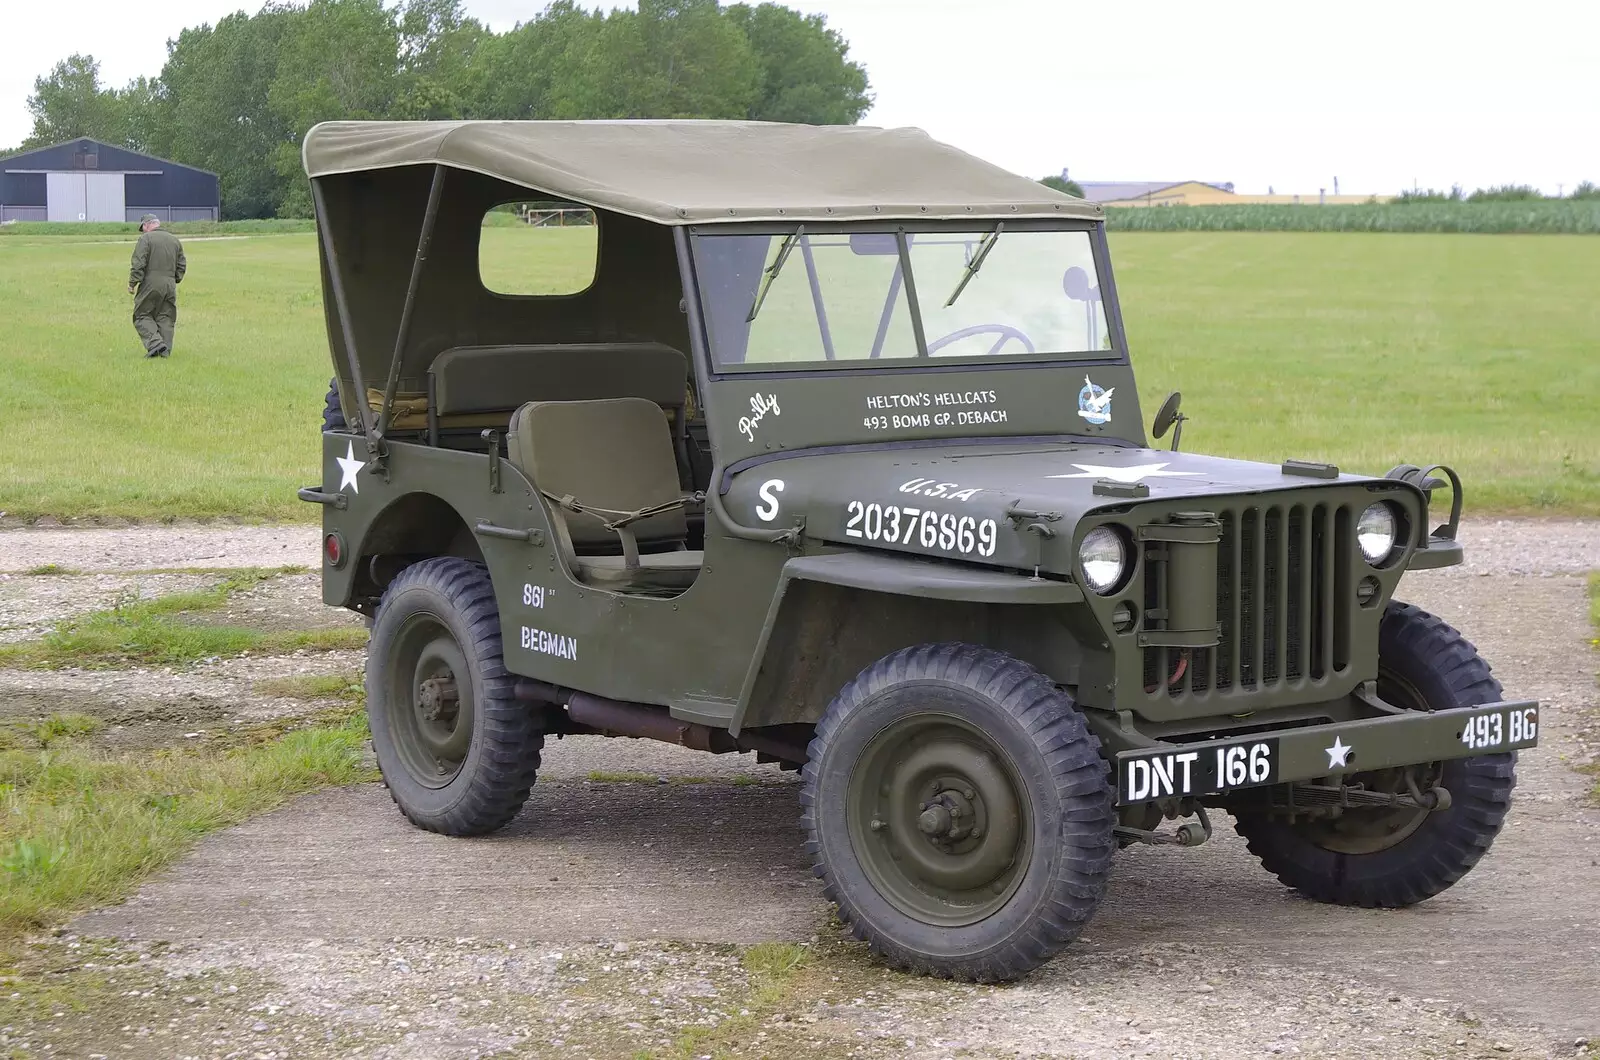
left=1114, top=805, right=1213, bottom=848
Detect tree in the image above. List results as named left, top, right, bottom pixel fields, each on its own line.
left=582, top=0, right=761, bottom=119
left=463, top=1, right=605, bottom=120
left=160, top=7, right=298, bottom=219
left=24, top=55, right=120, bottom=147
left=1393, top=186, right=1463, bottom=204
left=392, top=0, right=489, bottom=120
left=1041, top=175, right=1085, bottom=197
left=21, top=0, right=878, bottom=217
left=1467, top=184, right=1544, bottom=202
left=1567, top=181, right=1599, bottom=200
left=724, top=3, right=870, bottom=124
left=268, top=0, right=402, bottom=215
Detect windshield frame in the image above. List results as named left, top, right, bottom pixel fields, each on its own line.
left=686, top=218, right=1127, bottom=377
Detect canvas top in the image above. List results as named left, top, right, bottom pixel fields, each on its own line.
left=300, top=119, right=1101, bottom=226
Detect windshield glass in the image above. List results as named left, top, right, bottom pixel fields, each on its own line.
left=697, top=231, right=919, bottom=366
left=694, top=227, right=1111, bottom=369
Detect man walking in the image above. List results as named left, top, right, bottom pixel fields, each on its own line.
left=128, top=214, right=186, bottom=358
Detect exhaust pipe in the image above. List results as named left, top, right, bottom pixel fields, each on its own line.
left=513, top=679, right=808, bottom=765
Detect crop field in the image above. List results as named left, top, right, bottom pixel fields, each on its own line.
left=1104, top=200, right=1600, bottom=234
left=0, top=228, right=1595, bottom=520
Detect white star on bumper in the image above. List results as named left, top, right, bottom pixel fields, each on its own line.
left=1048, top=462, right=1202, bottom=483
left=336, top=441, right=366, bottom=494
left=1325, top=736, right=1353, bottom=770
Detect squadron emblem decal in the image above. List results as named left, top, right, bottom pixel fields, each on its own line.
left=1077, top=375, right=1114, bottom=425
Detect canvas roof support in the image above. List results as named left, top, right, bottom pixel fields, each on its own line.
left=378, top=164, right=447, bottom=444
left=312, top=176, right=372, bottom=438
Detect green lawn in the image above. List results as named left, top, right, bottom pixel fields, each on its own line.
left=1118, top=233, right=1600, bottom=512
left=0, top=230, right=1595, bottom=520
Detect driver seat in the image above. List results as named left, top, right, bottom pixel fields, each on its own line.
left=506, top=398, right=703, bottom=595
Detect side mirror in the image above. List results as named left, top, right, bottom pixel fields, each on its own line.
left=1152, top=391, right=1186, bottom=450
left=1062, top=266, right=1099, bottom=302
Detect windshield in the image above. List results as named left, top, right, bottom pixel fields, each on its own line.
left=694, top=227, right=1111, bottom=369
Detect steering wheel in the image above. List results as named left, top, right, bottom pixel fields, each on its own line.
left=925, top=323, right=1035, bottom=358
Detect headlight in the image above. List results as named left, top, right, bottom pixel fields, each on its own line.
left=1357, top=503, right=1398, bottom=564
left=1079, top=526, right=1129, bottom=594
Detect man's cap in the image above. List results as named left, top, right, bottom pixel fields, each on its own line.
left=138, top=213, right=159, bottom=226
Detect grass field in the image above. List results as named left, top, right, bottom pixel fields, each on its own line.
left=0, top=229, right=1595, bottom=520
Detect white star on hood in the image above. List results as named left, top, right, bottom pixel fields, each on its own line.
left=336, top=441, right=366, bottom=494
left=1048, top=462, right=1202, bottom=483
left=1325, top=736, right=1353, bottom=770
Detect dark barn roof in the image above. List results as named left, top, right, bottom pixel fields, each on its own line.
left=1, top=138, right=220, bottom=215
left=0, top=137, right=217, bottom=177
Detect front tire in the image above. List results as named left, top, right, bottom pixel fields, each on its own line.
left=1233, top=601, right=1517, bottom=907
left=366, top=557, right=542, bottom=835
left=801, top=643, right=1114, bottom=982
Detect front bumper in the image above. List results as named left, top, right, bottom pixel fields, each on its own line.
left=1115, top=699, right=1539, bottom=806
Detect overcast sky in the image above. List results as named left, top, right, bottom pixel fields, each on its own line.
left=4, top=0, right=1596, bottom=195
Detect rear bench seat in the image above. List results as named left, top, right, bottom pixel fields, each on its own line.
left=362, top=342, right=690, bottom=439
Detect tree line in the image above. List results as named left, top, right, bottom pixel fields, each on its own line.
left=11, top=0, right=873, bottom=218
left=1394, top=183, right=1599, bottom=202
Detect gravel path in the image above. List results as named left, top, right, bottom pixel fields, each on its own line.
left=2, top=519, right=1594, bottom=1057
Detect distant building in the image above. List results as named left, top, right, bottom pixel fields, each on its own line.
left=0, top=137, right=220, bottom=223
left=1076, top=180, right=1387, bottom=207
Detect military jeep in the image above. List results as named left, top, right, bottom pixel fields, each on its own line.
left=299, top=120, right=1538, bottom=982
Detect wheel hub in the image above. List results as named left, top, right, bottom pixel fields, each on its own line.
left=848, top=715, right=1031, bottom=927
left=919, top=788, right=978, bottom=845
left=382, top=616, right=476, bottom=790
left=417, top=676, right=460, bottom=723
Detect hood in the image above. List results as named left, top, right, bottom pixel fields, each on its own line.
left=720, top=439, right=1398, bottom=571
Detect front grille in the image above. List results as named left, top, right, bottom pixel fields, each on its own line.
left=1143, top=501, right=1352, bottom=699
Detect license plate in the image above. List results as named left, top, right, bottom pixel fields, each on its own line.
left=1120, top=738, right=1281, bottom=804
left=1459, top=704, right=1539, bottom=752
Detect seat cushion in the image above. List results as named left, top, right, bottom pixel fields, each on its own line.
left=507, top=397, right=688, bottom=548
left=574, top=550, right=702, bottom=593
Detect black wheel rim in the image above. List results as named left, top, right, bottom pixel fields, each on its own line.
left=382, top=611, right=475, bottom=789
left=846, top=712, right=1031, bottom=926
left=1302, top=666, right=1440, bottom=854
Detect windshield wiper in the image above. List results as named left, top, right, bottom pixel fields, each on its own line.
left=746, top=226, right=804, bottom=322
left=944, top=222, right=1003, bottom=307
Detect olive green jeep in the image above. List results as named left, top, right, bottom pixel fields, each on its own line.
left=300, top=120, right=1537, bottom=982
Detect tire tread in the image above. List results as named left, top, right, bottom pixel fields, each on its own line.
left=799, top=642, right=1113, bottom=983
left=368, top=557, right=542, bottom=837
left=1234, top=601, right=1516, bottom=907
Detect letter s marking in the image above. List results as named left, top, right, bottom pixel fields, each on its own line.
left=755, top=479, right=785, bottom=522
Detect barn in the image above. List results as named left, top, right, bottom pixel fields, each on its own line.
left=0, top=137, right=219, bottom=223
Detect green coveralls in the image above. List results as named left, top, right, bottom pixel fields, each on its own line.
left=128, top=229, right=187, bottom=356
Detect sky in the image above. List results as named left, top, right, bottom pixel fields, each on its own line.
left=4, top=0, right=1597, bottom=196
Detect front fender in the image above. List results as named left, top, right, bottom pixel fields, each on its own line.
left=730, top=550, right=1083, bottom=733
left=776, top=552, right=1082, bottom=606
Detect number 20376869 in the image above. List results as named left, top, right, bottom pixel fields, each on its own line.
left=844, top=501, right=998, bottom=558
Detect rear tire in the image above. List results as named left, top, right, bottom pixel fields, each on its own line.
left=323, top=378, right=345, bottom=431
left=801, top=643, right=1114, bottom=982
left=1233, top=602, right=1516, bottom=907
left=366, top=557, right=542, bottom=835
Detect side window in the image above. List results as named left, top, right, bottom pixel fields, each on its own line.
left=478, top=201, right=598, bottom=296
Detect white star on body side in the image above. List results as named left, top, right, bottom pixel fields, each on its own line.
left=336, top=441, right=366, bottom=494
left=1325, top=736, right=1353, bottom=770
left=1048, top=462, right=1202, bottom=484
